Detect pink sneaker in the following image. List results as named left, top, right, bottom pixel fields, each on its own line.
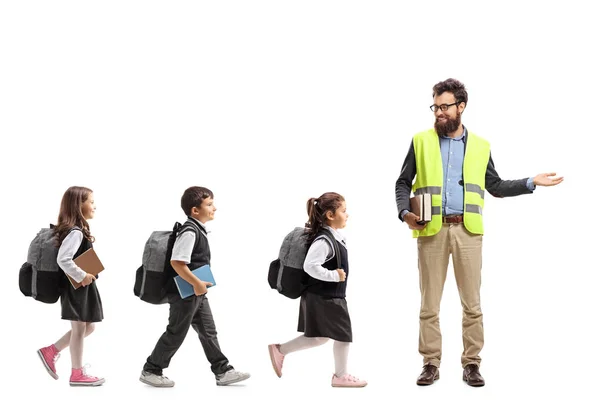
left=69, top=366, right=105, bottom=386
left=37, top=344, right=60, bottom=380
left=331, top=373, right=368, bottom=388
left=268, top=344, right=285, bottom=378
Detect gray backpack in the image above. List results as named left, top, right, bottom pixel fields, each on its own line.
left=134, top=221, right=200, bottom=304
left=19, top=225, right=79, bottom=304
left=268, top=227, right=340, bottom=299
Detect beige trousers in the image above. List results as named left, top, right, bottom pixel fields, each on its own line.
left=417, top=222, right=483, bottom=368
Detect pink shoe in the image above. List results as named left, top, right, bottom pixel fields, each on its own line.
left=268, top=344, right=285, bottom=378
left=331, top=373, right=368, bottom=388
left=69, top=366, right=105, bottom=386
left=37, top=344, right=60, bottom=380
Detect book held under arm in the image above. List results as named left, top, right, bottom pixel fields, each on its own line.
left=410, top=193, right=432, bottom=223
left=174, top=264, right=216, bottom=299
left=68, top=248, right=105, bottom=289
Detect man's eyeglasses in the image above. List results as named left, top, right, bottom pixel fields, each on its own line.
left=430, top=102, right=461, bottom=112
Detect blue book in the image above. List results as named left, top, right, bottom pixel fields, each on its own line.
left=173, top=264, right=216, bottom=299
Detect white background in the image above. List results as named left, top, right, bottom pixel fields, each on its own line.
left=1, top=1, right=597, bottom=400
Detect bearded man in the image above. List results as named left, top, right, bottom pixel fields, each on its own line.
left=394, top=78, right=563, bottom=387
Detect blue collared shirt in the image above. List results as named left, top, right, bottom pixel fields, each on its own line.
left=441, top=129, right=466, bottom=215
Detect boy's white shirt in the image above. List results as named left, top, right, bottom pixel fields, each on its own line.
left=303, top=225, right=346, bottom=283
left=56, top=229, right=87, bottom=283
left=171, top=217, right=208, bottom=263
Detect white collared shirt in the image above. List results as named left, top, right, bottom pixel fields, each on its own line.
left=56, top=229, right=87, bottom=283
left=171, top=217, right=209, bottom=263
left=303, top=226, right=347, bottom=283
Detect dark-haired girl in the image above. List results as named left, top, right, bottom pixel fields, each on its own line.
left=268, top=192, right=367, bottom=388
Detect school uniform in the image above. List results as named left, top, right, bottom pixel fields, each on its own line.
left=57, top=229, right=103, bottom=323
left=299, top=226, right=352, bottom=343
left=143, top=217, right=233, bottom=376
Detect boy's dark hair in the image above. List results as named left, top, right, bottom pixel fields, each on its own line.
left=432, top=78, right=468, bottom=105
left=181, top=186, right=214, bottom=216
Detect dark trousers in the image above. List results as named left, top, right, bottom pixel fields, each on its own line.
left=143, top=294, right=232, bottom=376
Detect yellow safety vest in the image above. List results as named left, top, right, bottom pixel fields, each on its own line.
left=412, top=129, right=490, bottom=237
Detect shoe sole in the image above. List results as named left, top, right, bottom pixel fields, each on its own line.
left=216, top=374, right=251, bottom=386
left=268, top=345, right=282, bottom=378
left=69, top=378, right=105, bottom=387
left=37, top=350, right=58, bottom=380
left=463, top=375, right=485, bottom=387
left=416, top=373, right=439, bottom=386
left=139, top=376, right=175, bottom=388
left=332, top=383, right=368, bottom=388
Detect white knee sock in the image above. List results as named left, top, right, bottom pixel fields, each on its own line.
left=55, top=322, right=95, bottom=352
left=333, top=341, right=350, bottom=377
left=69, top=321, right=86, bottom=369
left=280, top=335, right=329, bottom=354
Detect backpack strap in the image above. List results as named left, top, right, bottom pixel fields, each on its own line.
left=55, top=226, right=83, bottom=247
left=312, top=229, right=342, bottom=271
left=178, top=220, right=204, bottom=255
left=51, top=225, right=81, bottom=235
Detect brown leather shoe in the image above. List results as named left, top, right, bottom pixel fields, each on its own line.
left=416, top=364, right=439, bottom=386
left=463, top=364, right=485, bottom=387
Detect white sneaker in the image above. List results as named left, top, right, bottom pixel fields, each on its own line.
left=139, top=371, right=175, bottom=387
left=216, top=369, right=250, bottom=386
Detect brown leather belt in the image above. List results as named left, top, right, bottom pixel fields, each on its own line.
left=442, top=215, right=464, bottom=224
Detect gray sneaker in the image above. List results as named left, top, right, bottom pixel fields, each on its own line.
left=139, top=371, right=175, bottom=387
left=216, top=369, right=250, bottom=386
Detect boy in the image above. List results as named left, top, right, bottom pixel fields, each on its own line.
left=140, top=186, right=250, bottom=387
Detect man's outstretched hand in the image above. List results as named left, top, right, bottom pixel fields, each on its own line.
left=533, top=172, right=564, bottom=187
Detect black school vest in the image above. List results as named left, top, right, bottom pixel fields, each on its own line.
left=184, top=217, right=211, bottom=270
left=166, top=218, right=211, bottom=293
left=306, top=237, right=349, bottom=299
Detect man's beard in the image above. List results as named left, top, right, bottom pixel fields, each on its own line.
left=434, top=113, right=461, bottom=137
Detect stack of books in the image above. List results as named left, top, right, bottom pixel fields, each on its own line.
left=410, top=193, right=432, bottom=223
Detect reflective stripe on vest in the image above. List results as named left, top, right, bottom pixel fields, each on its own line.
left=411, top=129, right=490, bottom=237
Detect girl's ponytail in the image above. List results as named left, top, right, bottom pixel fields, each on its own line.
left=304, top=192, right=345, bottom=243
